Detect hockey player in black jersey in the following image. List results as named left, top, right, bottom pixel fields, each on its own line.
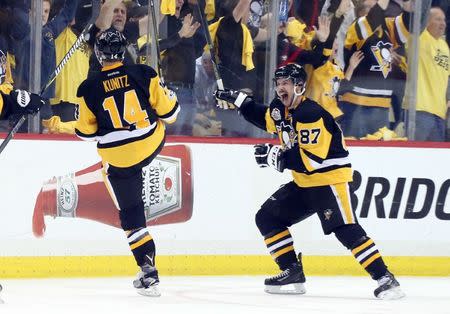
left=75, top=28, right=179, bottom=297
left=215, top=63, right=404, bottom=300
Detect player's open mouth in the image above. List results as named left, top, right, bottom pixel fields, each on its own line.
left=280, top=93, right=288, bottom=102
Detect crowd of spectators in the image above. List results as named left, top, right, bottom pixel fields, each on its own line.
left=0, top=0, right=449, bottom=141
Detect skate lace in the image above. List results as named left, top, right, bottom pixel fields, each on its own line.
left=377, top=274, right=393, bottom=287
left=271, top=269, right=290, bottom=280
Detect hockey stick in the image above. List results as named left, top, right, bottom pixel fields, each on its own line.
left=195, top=0, right=224, bottom=91
left=0, top=0, right=101, bottom=155
left=148, top=0, right=163, bottom=78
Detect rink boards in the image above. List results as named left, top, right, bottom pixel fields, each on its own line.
left=0, top=135, right=449, bottom=278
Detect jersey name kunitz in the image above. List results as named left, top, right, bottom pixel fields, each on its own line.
left=103, top=75, right=130, bottom=93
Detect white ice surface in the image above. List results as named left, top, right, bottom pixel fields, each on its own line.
left=0, top=276, right=449, bottom=314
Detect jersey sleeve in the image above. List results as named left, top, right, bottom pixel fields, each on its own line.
left=385, top=13, right=409, bottom=48
left=75, top=84, right=98, bottom=141
left=149, top=75, right=180, bottom=124
left=344, top=4, right=386, bottom=50
left=239, top=99, right=274, bottom=133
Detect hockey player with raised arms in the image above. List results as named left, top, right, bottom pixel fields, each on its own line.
left=214, top=63, right=404, bottom=300
left=75, top=27, right=179, bottom=297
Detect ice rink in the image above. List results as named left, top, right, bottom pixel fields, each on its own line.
left=1, top=276, right=449, bottom=314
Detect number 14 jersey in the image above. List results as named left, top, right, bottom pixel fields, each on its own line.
left=75, top=63, right=179, bottom=168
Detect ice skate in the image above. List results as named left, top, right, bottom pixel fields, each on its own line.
left=374, top=271, right=405, bottom=300
left=133, top=264, right=161, bottom=297
left=264, top=262, right=306, bottom=295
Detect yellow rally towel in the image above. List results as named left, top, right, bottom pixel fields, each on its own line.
left=286, top=19, right=306, bottom=39
left=161, top=0, right=176, bottom=15
left=205, top=0, right=215, bottom=21
left=286, top=19, right=315, bottom=50
left=208, top=17, right=254, bottom=71
left=360, top=126, right=408, bottom=141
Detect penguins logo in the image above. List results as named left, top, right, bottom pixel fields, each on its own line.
left=277, top=121, right=297, bottom=149
left=325, top=76, right=340, bottom=98
left=370, top=41, right=393, bottom=79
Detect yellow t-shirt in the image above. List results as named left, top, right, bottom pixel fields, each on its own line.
left=51, top=27, right=90, bottom=105
left=305, top=60, right=344, bottom=118
left=416, top=30, right=450, bottom=119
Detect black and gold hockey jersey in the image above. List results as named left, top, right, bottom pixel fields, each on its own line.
left=342, top=4, right=409, bottom=108
left=241, top=97, right=352, bottom=188
left=75, top=62, right=179, bottom=168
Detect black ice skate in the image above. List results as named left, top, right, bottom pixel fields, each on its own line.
left=133, top=264, right=161, bottom=297
left=264, top=259, right=306, bottom=295
left=374, top=271, right=405, bottom=300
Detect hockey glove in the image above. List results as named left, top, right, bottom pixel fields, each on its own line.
left=254, top=144, right=285, bottom=172
left=10, top=89, right=45, bottom=114
left=214, top=89, right=251, bottom=110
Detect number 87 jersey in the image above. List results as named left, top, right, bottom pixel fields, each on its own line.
left=266, top=97, right=352, bottom=188
left=75, top=63, right=179, bottom=168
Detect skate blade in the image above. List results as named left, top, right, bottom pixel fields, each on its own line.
left=136, top=286, right=161, bottom=297
left=264, top=283, right=306, bottom=295
left=377, top=287, right=405, bottom=300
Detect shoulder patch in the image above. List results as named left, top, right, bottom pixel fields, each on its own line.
left=271, top=108, right=281, bottom=121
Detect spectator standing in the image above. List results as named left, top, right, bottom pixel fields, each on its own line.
left=44, top=1, right=93, bottom=134
left=14, top=0, right=79, bottom=100
left=412, top=7, right=449, bottom=141
left=161, top=0, right=202, bottom=135
left=337, top=0, right=410, bottom=138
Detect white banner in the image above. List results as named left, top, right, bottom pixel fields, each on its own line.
left=0, top=138, right=449, bottom=257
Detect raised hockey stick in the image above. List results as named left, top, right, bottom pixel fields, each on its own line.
left=195, top=0, right=224, bottom=91
left=0, top=0, right=101, bottom=155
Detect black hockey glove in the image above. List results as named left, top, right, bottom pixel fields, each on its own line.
left=214, top=88, right=251, bottom=110
left=9, top=89, right=45, bottom=114
left=254, top=144, right=285, bottom=172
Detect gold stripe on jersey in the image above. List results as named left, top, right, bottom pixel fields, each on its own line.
left=265, top=108, right=277, bottom=134
left=102, top=164, right=121, bottom=209
left=330, top=183, right=355, bottom=224
left=385, top=15, right=409, bottom=48
left=149, top=75, right=178, bottom=123
left=340, top=93, right=391, bottom=108
left=97, top=120, right=165, bottom=168
left=345, top=17, right=373, bottom=50
left=75, top=97, right=98, bottom=139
